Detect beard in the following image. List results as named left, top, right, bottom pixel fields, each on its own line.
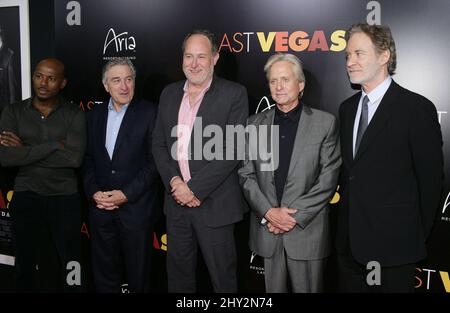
left=183, top=66, right=214, bottom=87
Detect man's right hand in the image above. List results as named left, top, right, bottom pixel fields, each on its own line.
left=170, top=176, right=184, bottom=189
left=93, top=191, right=118, bottom=210
left=170, top=176, right=200, bottom=207
left=264, top=207, right=298, bottom=232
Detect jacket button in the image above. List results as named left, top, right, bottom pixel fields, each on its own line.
left=349, top=175, right=355, bottom=181
left=111, top=170, right=116, bottom=174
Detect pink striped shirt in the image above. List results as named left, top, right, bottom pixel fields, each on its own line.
left=177, top=80, right=212, bottom=182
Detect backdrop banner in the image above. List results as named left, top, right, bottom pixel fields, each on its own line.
left=1, top=0, right=449, bottom=293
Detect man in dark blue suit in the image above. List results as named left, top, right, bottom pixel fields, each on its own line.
left=83, top=58, right=160, bottom=292
left=336, top=23, right=443, bottom=292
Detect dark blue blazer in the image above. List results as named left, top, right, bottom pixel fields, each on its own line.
left=336, top=80, right=443, bottom=266
left=83, top=98, right=160, bottom=229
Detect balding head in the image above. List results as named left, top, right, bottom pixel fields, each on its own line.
left=35, top=58, right=66, bottom=78
left=32, top=58, right=67, bottom=101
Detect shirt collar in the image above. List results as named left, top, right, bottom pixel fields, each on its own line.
left=108, top=98, right=130, bottom=112
left=275, top=102, right=302, bottom=122
left=362, top=76, right=392, bottom=104
left=25, top=98, right=34, bottom=108
left=27, top=96, right=63, bottom=111
left=183, top=77, right=213, bottom=94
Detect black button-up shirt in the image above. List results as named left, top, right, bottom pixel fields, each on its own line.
left=273, top=103, right=302, bottom=205
left=0, top=98, right=86, bottom=195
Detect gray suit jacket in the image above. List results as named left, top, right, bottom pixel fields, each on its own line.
left=238, top=104, right=341, bottom=260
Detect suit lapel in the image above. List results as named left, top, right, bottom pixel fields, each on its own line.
left=353, top=82, right=397, bottom=162
left=195, top=76, right=217, bottom=119
left=284, top=105, right=313, bottom=183
left=98, top=102, right=110, bottom=160
left=343, top=95, right=359, bottom=165
left=112, top=100, right=137, bottom=160
left=170, top=84, right=185, bottom=129
left=260, top=109, right=276, bottom=185
left=253, top=109, right=277, bottom=204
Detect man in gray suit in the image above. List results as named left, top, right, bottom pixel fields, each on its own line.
left=238, top=53, right=341, bottom=292
left=152, top=29, right=248, bottom=292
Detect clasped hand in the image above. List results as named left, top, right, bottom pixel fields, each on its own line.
left=265, top=207, right=298, bottom=234
left=0, top=131, right=23, bottom=147
left=170, top=176, right=201, bottom=207
left=93, top=190, right=128, bottom=210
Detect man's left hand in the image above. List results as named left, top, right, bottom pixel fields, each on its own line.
left=0, top=131, right=23, bottom=147
left=267, top=222, right=285, bottom=234
left=99, top=190, right=128, bottom=208
left=186, top=196, right=201, bottom=207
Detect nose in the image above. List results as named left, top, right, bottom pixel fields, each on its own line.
left=346, top=54, right=355, bottom=67
left=276, top=81, right=283, bottom=90
left=119, top=79, right=128, bottom=90
left=191, top=57, right=198, bottom=68
left=40, top=77, right=49, bottom=86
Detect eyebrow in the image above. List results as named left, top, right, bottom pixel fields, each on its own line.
left=184, top=53, right=208, bottom=56
left=110, top=75, right=133, bottom=80
left=34, top=71, right=57, bottom=77
left=112, top=74, right=132, bottom=78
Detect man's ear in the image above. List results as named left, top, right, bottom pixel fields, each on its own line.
left=60, top=78, right=68, bottom=90
left=213, top=52, right=220, bottom=66
left=380, top=49, right=390, bottom=66
left=103, top=81, right=109, bottom=93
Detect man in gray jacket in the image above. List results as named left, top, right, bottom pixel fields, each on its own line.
left=239, top=53, right=340, bottom=292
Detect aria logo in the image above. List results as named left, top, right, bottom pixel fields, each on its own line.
left=103, top=28, right=136, bottom=56
left=121, top=283, right=130, bottom=294
left=255, top=96, right=275, bottom=114
left=249, top=251, right=264, bottom=275
left=441, top=191, right=450, bottom=222
left=249, top=251, right=257, bottom=264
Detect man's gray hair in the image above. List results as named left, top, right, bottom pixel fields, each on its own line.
left=264, top=53, right=306, bottom=83
left=102, top=57, right=136, bottom=83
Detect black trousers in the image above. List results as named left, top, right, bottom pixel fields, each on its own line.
left=166, top=205, right=238, bottom=293
left=337, top=252, right=416, bottom=293
left=90, top=207, right=153, bottom=293
left=10, top=191, right=82, bottom=292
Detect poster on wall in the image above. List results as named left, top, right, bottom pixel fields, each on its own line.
left=0, top=0, right=30, bottom=107
left=0, top=0, right=30, bottom=268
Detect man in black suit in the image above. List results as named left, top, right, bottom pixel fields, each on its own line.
left=336, top=23, right=443, bottom=292
left=83, top=58, right=159, bottom=292
left=152, top=29, right=248, bottom=292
